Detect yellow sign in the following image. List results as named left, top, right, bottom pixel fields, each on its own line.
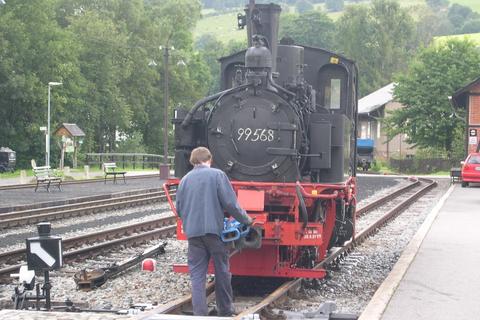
left=330, top=57, right=339, bottom=64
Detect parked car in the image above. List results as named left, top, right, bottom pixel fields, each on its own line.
left=461, top=152, right=480, bottom=187
left=0, top=147, right=16, bottom=173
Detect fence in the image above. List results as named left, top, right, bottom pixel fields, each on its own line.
left=389, top=158, right=461, bottom=174
left=85, top=153, right=174, bottom=170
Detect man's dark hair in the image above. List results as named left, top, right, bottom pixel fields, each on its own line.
left=190, top=147, right=212, bottom=165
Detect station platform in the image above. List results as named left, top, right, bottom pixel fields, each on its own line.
left=359, top=183, right=480, bottom=320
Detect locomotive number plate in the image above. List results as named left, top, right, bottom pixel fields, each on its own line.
left=237, top=128, right=275, bottom=142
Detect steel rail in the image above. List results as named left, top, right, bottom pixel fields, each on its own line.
left=0, top=174, right=161, bottom=191
left=355, top=178, right=420, bottom=216
left=0, top=190, right=166, bottom=220
left=0, top=215, right=176, bottom=278
left=0, top=191, right=176, bottom=229
left=233, top=178, right=437, bottom=319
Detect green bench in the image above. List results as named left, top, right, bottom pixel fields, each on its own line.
left=33, top=165, right=62, bottom=192
left=103, top=162, right=126, bottom=184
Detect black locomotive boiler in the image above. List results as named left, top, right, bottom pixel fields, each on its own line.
left=164, top=1, right=359, bottom=279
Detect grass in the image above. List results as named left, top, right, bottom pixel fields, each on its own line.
left=194, top=11, right=247, bottom=44
left=0, top=165, right=158, bottom=180
left=0, top=169, right=34, bottom=178
left=434, top=32, right=480, bottom=45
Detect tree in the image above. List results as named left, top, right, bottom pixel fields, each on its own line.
left=411, top=4, right=454, bottom=45
left=385, top=39, right=480, bottom=158
left=195, top=34, right=226, bottom=94
left=296, top=0, right=314, bottom=14
left=426, top=0, right=449, bottom=9
left=69, top=12, right=133, bottom=153
left=447, top=4, right=480, bottom=34
left=336, top=0, right=418, bottom=95
left=280, top=11, right=336, bottom=50
left=0, top=0, right=85, bottom=167
left=461, top=19, right=480, bottom=34
left=0, top=0, right=211, bottom=166
left=326, top=0, right=344, bottom=12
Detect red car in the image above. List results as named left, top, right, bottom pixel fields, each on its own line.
left=461, top=152, right=480, bottom=187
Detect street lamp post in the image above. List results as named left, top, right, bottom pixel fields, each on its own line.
left=47, top=81, right=62, bottom=167
left=150, top=46, right=186, bottom=179
left=162, top=46, right=169, bottom=167
left=157, top=45, right=174, bottom=179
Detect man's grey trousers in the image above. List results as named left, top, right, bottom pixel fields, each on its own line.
left=188, top=234, right=234, bottom=316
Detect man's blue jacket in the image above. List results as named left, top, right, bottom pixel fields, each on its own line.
left=176, top=165, right=250, bottom=239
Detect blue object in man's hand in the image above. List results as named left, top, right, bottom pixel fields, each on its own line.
left=221, top=218, right=250, bottom=242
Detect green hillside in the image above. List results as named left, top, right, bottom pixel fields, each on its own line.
left=435, top=32, right=480, bottom=45
left=454, top=0, right=480, bottom=12
left=194, top=10, right=247, bottom=43
left=194, top=1, right=479, bottom=44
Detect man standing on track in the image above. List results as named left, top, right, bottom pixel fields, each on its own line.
left=176, top=146, right=252, bottom=317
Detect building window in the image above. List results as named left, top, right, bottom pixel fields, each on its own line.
left=360, top=122, right=368, bottom=139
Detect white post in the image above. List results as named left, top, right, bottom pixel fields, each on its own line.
left=84, top=165, right=90, bottom=179
left=47, top=84, right=51, bottom=167
left=20, top=170, right=27, bottom=184
left=46, top=82, right=62, bottom=167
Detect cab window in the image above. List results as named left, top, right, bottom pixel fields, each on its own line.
left=317, top=64, right=347, bottom=112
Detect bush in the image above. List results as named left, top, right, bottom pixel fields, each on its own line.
left=389, top=158, right=459, bottom=174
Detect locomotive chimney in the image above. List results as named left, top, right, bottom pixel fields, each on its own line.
left=245, top=1, right=281, bottom=72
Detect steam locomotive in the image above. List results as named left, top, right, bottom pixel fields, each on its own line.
left=164, top=0, right=358, bottom=279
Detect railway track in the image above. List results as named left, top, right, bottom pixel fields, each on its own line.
left=0, top=174, right=160, bottom=191
left=137, top=177, right=436, bottom=319
left=0, top=189, right=175, bottom=229
left=0, top=215, right=177, bottom=280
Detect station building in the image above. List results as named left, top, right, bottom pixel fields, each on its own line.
left=358, top=83, right=417, bottom=160
left=451, top=77, right=480, bottom=155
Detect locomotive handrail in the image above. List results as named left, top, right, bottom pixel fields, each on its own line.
left=181, top=83, right=252, bottom=128
left=230, top=180, right=349, bottom=189
left=162, top=181, right=178, bottom=217
left=295, top=181, right=339, bottom=199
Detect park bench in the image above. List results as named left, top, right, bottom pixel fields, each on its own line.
left=32, top=165, right=62, bottom=192
left=103, top=162, right=126, bottom=184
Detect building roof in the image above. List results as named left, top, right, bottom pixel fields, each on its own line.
left=0, top=147, right=14, bottom=153
left=54, top=123, right=85, bottom=137
left=451, top=76, right=480, bottom=108
left=358, top=83, right=396, bottom=114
